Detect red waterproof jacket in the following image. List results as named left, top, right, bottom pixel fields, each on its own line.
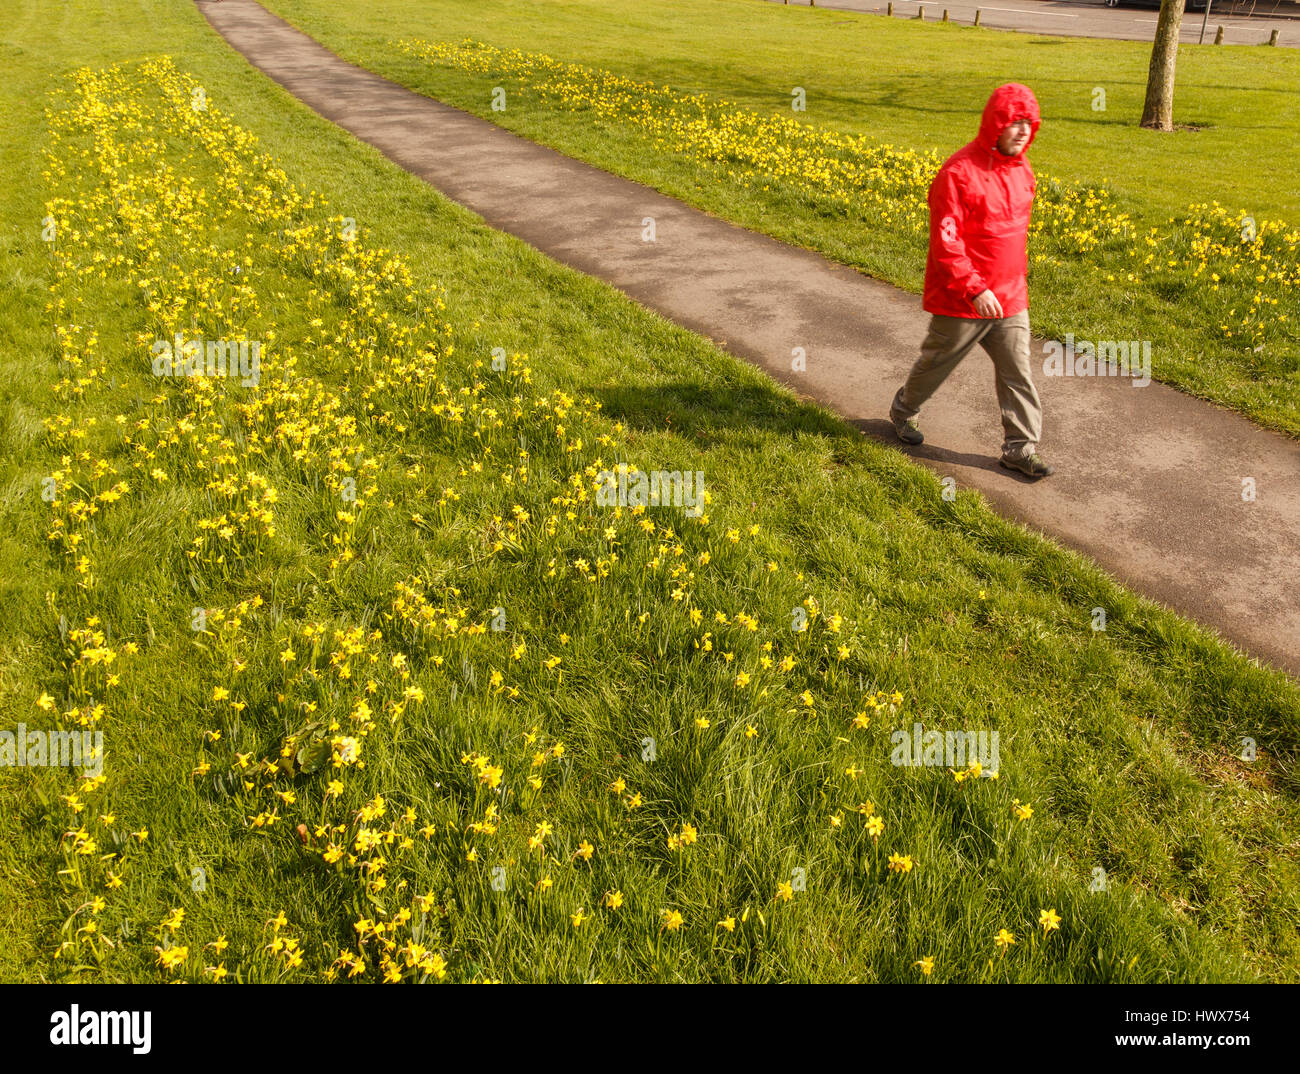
left=922, top=83, right=1040, bottom=319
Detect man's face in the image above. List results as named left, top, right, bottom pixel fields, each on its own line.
left=997, top=118, right=1033, bottom=157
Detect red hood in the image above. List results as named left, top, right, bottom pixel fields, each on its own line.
left=976, top=83, right=1040, bottom=161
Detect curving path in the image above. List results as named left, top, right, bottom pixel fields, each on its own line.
left=196, top=0, right=1300, bottom=679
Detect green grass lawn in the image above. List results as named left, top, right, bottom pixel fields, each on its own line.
left=258, top=0, right=1300, bottom=439
left=0, top=0, right=1297, bottom=984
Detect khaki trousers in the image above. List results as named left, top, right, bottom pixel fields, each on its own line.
left=890, top=310, right=1042, bottom=460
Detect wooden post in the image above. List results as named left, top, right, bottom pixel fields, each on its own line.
left=917, top=4, right=925, bottom=18
left=1214, top=25, right=1224, bottom=44
left=1269, top=29, right=1280, bottom=45
left=943, top=8, right=949, bottom=21
left=887, top=1, right=893, bottom=12
left=974, top=9, right=981, bottom=25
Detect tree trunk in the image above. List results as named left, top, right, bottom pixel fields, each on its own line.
left=1141, top=0, right=1187, bottom=130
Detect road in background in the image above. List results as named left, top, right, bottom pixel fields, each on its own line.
left=763, top=0, right=1297, bottom=47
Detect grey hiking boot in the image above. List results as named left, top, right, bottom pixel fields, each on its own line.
left=893, top=418, right=924, bottom=445
left=1000, top=452, right=1055, bottom=478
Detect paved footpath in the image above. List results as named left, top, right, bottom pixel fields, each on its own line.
left=197, top=0, right=1299, bottom=679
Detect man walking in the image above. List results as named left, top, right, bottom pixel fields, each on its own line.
left=890, top=83, right=1054, bottom=478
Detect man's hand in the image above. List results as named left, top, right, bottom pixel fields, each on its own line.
left=972, top=289, right=1004, bottom=319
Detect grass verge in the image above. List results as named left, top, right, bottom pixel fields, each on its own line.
left=0, top=0, right=1295, bottom=983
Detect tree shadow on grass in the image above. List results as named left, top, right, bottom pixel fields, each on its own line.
left=591, top=379, right=856, bottom=450
left=590, top=380, right=1006, bottom=474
